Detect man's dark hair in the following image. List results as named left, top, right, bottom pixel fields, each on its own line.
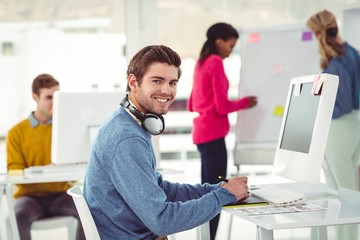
left=32, top=73, right=59, bottom=95
left=126, top=45, right=182, bottom=91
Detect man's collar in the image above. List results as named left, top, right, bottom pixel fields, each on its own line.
left=29, top=112, right=52, bottom=128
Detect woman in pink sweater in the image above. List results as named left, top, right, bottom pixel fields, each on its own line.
left=188, top=22, right=257, bottom=240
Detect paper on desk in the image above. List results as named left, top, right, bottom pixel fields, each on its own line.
left=234, top=203, right=326, bottom=216
left=8, top=169, right=23, bottom=176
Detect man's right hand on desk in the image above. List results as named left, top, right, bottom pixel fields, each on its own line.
left=221, top=176, right=249, bottom=201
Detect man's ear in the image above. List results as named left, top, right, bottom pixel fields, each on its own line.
left=127, top=74, right=138, bottom=92
left=32, top=93, right=39, bottom=102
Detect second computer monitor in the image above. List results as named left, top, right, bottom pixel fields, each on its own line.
left=273, top=73, right=339, bottom=184
left=51, top=91, right=126, bottom=165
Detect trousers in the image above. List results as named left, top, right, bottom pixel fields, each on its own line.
left=325, top=110, right=360, bottom=240
left=14, top=192, right=86, bottom=240
left=197, top=137, right=227, bottom=240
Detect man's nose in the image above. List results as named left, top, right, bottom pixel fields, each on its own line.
left=161, top=84, right=171, bottom=94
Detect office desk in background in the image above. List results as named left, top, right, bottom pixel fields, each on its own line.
left=0, top=168, right=86, bottom=240
left=224, top=185, right=360, bottom=240
left=0, top=166, right=185, bottom=240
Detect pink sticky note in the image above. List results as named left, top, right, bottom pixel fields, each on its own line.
left=248, top=33, right=260, bottom=43
left=311, top=75, right=320, bottom=95
left=314, top=75, right=325, bottom=95
left=311, top=75, right=324, bottom=95
left=273, top=64, right=284, bottom=74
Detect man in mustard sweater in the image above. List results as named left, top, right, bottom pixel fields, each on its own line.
left=6, top=74, right=85, bottom=240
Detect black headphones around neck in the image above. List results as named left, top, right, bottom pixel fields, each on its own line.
left=120, top=95, right=165, bottom=135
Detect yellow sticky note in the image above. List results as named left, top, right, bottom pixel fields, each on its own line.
left=273, top=106, right=284, bottom=116
left=8, top=169, right=24, bottom=176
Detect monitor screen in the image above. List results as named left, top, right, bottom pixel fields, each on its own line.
left=279, top=82, right=319, bottom=153
left=51, top=91, right=125, bottom=165
left=273, top=73, right=338, bottom=184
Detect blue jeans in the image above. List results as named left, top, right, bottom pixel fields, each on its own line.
left=197, top=137, right=227, bottom=240
left=14, top=192, right=85, bottom=240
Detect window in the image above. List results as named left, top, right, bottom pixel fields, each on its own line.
left=2, top=42, right=14, bottom=55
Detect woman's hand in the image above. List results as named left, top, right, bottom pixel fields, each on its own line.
left=246, top=96, right=258, bottom=109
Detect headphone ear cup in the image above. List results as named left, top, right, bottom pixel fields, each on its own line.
left=123, top=101, right=165, bottom=135
left=142, top=113, right=165, bottom=135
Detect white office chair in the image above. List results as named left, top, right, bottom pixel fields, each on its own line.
left=67, top=185, right=100, bottom=240
left=31, top=216, right=78, bottom=239
left=67, top=185, right=180, bottom=240
left=6, top=215, right=77, bottom=240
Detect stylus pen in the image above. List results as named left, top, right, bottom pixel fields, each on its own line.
left=218, top=176, right=229, bottom=182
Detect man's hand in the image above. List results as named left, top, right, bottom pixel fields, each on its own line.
left=221, top=176, right=249, bottom=201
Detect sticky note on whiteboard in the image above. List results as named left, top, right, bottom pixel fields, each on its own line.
left=273, top=106, right=284, bottom=116
left=273, top=64, right=284, bottom=74
left=302, top=31, right=312, bottom=41
left=248, top=32, right=260, bottom=43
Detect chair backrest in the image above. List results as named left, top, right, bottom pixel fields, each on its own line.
left=6, top=216, right=78, bottom=240
left=31, top=216, right=78, bottom=240
left=67, top=185, right=101, bottom=240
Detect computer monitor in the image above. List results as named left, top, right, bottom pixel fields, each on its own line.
left=51, top=91, right=125, bottom=165
left=273, top=73, right=339, bottom=193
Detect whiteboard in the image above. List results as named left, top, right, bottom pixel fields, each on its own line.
left=234, top=23, right=321, bottom=167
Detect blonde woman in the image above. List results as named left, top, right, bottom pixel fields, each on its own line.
left=307, top=9, right=360, bottom=240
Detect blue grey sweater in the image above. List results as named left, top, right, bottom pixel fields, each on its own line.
left=324, top=42, right=360, bottom=119
left=83, top=107, right=236, bottom=239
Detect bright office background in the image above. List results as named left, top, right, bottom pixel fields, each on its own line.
left=0, top=0, right=359, bottom=135
left=0, top=0, right=360, bottom=169
left=0, top=1, right=359, bottom=239
left=0, top=0, right=359, bottom=169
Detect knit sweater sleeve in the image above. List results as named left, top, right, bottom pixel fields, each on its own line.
left=7, top=119, right=70, bottom=197
left=110, top=136, right=235, bottom=236
left=157, top=171, right=220, bottom=201
left=7, top=123, right=26, bottom=170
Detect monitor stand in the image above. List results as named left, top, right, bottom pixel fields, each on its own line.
left=280, top=157, right=340, bottom=200
left=320, top=156, right=340, bottom=196
left=303, top=156, right=340, bottom=199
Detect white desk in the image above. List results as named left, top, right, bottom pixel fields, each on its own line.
left=224, top=184, right=360, bottom=240
left=0, top=166, right=185, bottom=240
left=0, top=169, right=86, bottom=240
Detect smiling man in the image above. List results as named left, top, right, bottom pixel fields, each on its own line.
left=83, top=45, right=249, bottom=240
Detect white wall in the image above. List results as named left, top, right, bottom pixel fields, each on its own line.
left=0, top=26, right=127, bottom=136
left=342, top=3, right=360, bottom=50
